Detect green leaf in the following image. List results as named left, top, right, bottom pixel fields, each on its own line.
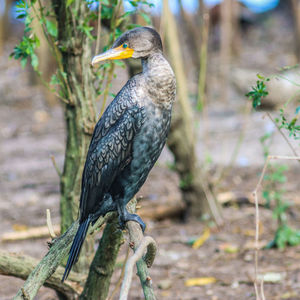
left=50, top=74, right=60, bottom=85
left=139, top=12, right=152, bottom=25
left=21, top=57, right=27, bottom=68
left=45, top=19, right=58, bottom=38
left=66, top=0, right=74, bottom=7
left=31, top=53, right=38, bottom=70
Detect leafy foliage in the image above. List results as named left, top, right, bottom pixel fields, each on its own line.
left=246, top=72, right=300, bottom=140
left=267, top=225, right=300, bottom=249
left=248, top=69, right=300, bottom=249
left=275, top=107, right=300, bottom=140
left=12, top=0, right=154, bottom=103
left=260, top=132, right=299, bottom=249
left=245, top=74, right=269, bottom=109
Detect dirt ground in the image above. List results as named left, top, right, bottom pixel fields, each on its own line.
left=1, top=7, right=300, bottom=300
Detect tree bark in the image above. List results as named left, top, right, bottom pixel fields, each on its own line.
left=51, top=0, right=97, bottom=272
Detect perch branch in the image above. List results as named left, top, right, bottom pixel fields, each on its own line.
left=13, top=212, right=114, bottom=300
left=119, top=200, right=157, bottom=300
left=0, top=250, right=85, bottom=298
left=120, top=236, right=157, bottom=300
left=252, top=155, right=300, bottom=300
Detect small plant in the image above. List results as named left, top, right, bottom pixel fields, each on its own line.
left=247, top=72, right=300, bottom=249
left=246, top=74, right=270, bottom=109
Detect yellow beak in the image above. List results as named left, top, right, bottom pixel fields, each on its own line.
left=92, top=45, right=134, bottom=66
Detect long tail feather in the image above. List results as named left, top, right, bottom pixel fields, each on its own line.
left=62, top=217, right=90, bottom=282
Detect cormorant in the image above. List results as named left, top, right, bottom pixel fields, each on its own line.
left=62, top=27, right=176, bottom=281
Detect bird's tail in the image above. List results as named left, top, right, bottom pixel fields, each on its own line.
left=62, top=217, right=91, bottom=282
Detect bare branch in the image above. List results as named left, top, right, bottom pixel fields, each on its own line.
left=119, top=200, right=157, bottom=300
left=46, top=209, right=57, bottom=239
left=120, top=236, right=157, bottom=300
left=50, top=155, right=62, bottom=177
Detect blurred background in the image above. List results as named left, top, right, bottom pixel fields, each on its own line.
left=0, top=0, right=300, bottom=299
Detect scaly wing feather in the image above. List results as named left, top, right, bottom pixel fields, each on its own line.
left=79, top=105, right=145, bottom=221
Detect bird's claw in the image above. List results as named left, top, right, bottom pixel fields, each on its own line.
left=118, top=213, right=146, bottom=232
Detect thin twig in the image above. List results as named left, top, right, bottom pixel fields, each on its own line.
left=120, top=236, right=157, bottom=300
left=50, top=155, right=62, bottom=177
left=46, top=209, right=57, bottom=239
left=266, top=112, right=300, bottom=161
left=95, top=2, right=102, bottom=56
left=252, top=154, right=300, bottom=300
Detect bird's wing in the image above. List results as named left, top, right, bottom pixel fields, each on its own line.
left=79, top=105, right=145, bottom=220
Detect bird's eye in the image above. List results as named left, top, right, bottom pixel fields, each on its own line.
left=122, top=43, right=128, bottom=49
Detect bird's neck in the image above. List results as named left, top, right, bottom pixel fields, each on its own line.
left=141, top=52, right=176, bottom=109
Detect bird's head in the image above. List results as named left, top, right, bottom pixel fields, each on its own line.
left=92, top=27, right=163, bottom=66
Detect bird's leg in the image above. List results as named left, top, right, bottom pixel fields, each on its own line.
left=117, top=201, right=146, bottom=232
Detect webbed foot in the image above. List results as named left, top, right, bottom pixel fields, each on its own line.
left=118, top=211, right=146, bottom=232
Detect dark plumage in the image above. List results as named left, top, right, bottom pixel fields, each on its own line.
left=62, top=27, right=176, bottom=281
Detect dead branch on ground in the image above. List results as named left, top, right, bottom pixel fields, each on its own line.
left=1, top=225, right=60, bottom=242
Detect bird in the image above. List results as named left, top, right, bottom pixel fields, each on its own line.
left=62, top=26, right=176, bottom=281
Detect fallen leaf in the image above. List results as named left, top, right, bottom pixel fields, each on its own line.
left=281, top=291, right=298, bottom=299
left=158, top=279, right=172, bottom=290
left=185, top=277, right=217, bottom=286
left=192, top=228, right=210, bottom=249
left=219, top=243, right=239, bottom=253
left=258, top=272, right=286, bottom=283
left=243, top=222, right=264, bottom=236
left=12, top=224, right=28, bottom=231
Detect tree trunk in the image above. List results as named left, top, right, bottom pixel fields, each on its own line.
left=162, top=0, right=223, bottom=224
left=52, top=0, right=97, bottom=272
left=219, top=0, right=232, bottom=103
left=80, top=217, right=123, bottom=300
left=0, top=0, right=12, bottom=55
left=291, top=0, right=300, bottom=61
